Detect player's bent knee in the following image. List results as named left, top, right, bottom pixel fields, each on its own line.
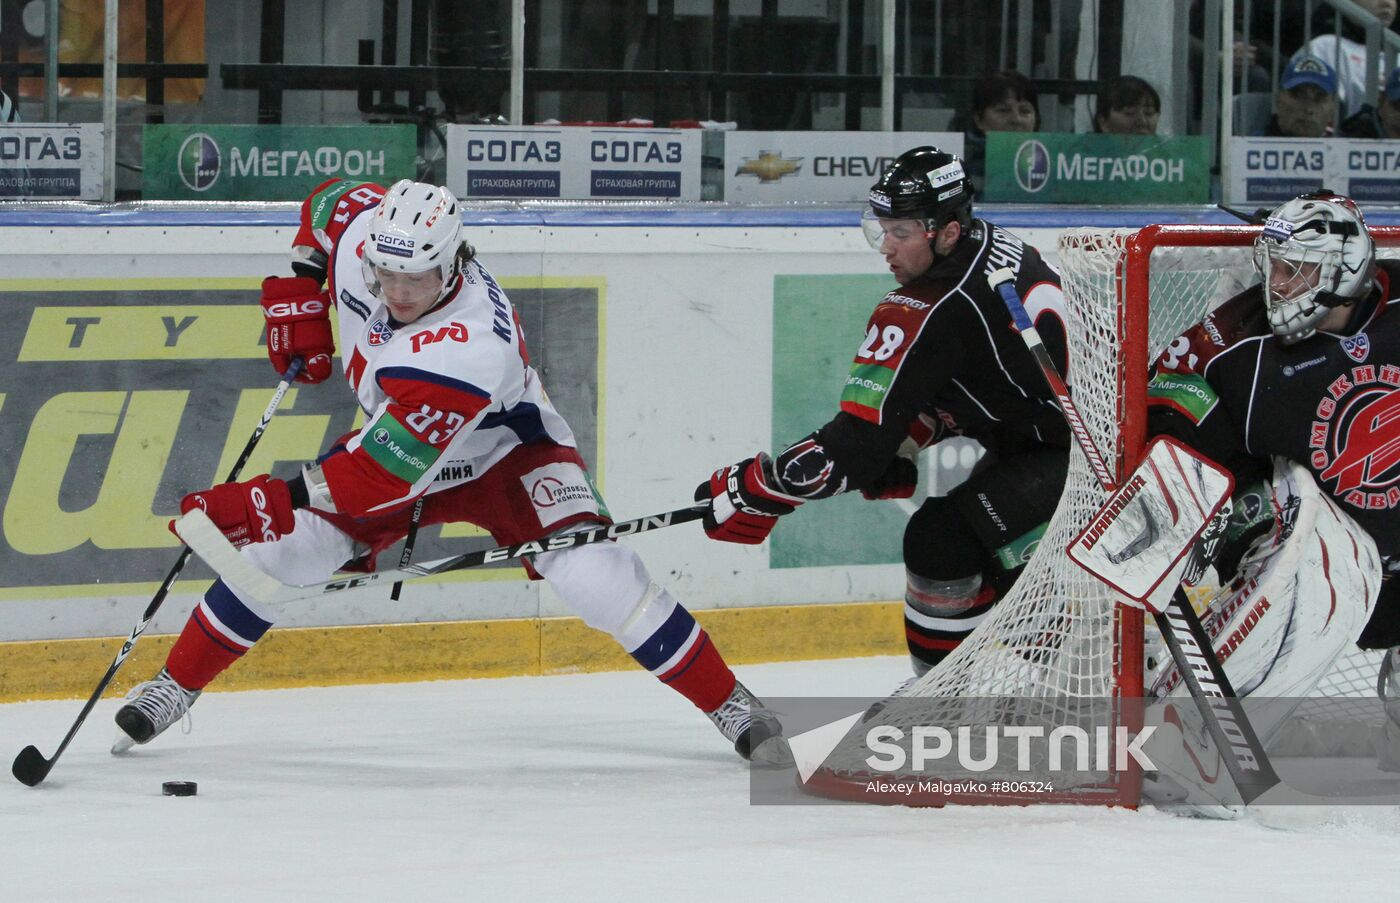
left=533, top=539, right=661, bottom=642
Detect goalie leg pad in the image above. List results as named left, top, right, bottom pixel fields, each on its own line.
left=1155, top=459, right=1381, bottom=744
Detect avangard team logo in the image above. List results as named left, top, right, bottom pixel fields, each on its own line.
left=177, top=133, right=221, bottom=192
left=1014, top=139, right=1050, bottom=193
left=1311, top=372, right=1400, bottom=508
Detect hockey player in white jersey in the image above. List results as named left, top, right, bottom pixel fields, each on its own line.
left=113, top=178, right=791, bottom=766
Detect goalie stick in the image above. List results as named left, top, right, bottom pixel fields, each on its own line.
left=12, top=359, right=304, bottom=788
left=988, top=268, right=1300, bottom=807
left=173, top=503, right=707, bottom=605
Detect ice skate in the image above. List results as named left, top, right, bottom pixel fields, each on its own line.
left=111, top=668, right=201, bottom=754
left=707, top=681, right=793, bottom=768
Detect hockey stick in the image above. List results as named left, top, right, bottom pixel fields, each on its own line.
left=388, top=497, right=425, bottom=602
left=173, top=503, right=707, bottom=605
left=986, top=269, right=1294, bottom=805
left=11, top=359, right=304, bottom=787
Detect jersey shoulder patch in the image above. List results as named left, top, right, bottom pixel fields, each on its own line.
left=1152, top=289, right=1266, bottom=374
left=1148, top=290, right=1265, bottom=424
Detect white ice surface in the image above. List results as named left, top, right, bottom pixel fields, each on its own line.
left=4, top=655, right=1400, bottom=903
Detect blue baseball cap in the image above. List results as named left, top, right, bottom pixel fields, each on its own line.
left=1282, top=55, right=1337, bottom=94
left=1386, top=64, right=1400, bottom=102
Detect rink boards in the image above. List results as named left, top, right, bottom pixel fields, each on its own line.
left=4, top=203, right=1391, bottom=700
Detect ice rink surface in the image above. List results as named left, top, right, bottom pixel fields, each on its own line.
left=4, top=655, right=1400, bottom=903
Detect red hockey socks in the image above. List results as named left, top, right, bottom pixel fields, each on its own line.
left=627, top=605, right=737, bottom=713
left=165, top=580, right=273, bottom=690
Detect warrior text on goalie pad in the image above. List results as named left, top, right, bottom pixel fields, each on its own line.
left=1067, top=436, right=1233, bottom=612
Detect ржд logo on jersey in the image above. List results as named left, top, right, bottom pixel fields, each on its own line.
left=410, top=322, right=468, bottom=353
left=1310, top=364, right=1400, bottom=508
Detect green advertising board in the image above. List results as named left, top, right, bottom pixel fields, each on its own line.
left=143, top=125, right=417, bottom=200
left=984, top=132, right=1210, bottom=204
left=770, top=274, right=918, bottom=569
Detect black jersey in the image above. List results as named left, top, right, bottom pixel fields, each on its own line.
left=781, top=218, right=1069, bottom=496
left=1148, top=263, right=1400, bottom=557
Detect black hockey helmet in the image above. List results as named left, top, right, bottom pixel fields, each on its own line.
left=867, top=146, right=974, bottom=231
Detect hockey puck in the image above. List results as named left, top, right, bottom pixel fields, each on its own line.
left=162, top=781, right=197, bottom=797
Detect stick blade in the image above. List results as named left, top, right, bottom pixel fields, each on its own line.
left=173, top=509, right=284, bottom=602
left=12, top=745, right=53, bottom=787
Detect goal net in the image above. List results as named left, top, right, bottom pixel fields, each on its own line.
left=802, top=224, right=1396, bottom=806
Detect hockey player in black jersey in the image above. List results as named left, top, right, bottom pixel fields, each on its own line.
left=1148, top=191, right=1400, bottom=654
left=694, top=146, right=1071, bottom=676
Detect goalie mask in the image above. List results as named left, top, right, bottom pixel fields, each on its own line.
left=861, top=146, right=974, bottom=252
left=362, top=179, right=475, bottom=308
left=1253, top=192, right=1376, bottom=345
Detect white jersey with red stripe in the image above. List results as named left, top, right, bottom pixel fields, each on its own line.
left=294, top=179, right=577, bottom=518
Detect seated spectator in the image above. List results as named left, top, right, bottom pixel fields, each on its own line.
left=1341, top=63, right=1400, bottom=138
left=1259, top=55, right=1338, bottom=137
left=960, top=70, right=1040, bottom=194
left=1094, top=75, right=1161, bottom=135
left=1293, top=0, right=1398, bottom=118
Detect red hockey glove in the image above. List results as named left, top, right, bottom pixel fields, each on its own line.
left=261, top=276, right=334, bottom=383
left=694, top=453, right=803, bottom=544
left=171, top=475, right=296, bottom=548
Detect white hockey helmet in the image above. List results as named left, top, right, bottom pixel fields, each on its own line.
left=361, top=179, right=471, bottom=303
left=1252, top=191, right=1376, bottom=344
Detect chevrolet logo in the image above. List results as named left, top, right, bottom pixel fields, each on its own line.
left=735, top=150, right=803, bottom=182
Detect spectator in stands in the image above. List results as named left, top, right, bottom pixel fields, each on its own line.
left=1093, top=75, right=1161, bottom=136
left=1341, top=63, right=1400, bottom=138
left=1259, top=55, right=1338, bottom=137
left=960, top=70, right=1040, bottom=194
left=1293, top=0, right=1398, bottom=118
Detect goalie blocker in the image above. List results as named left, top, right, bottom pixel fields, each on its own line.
left=1068, top=436, right=1233, bottom=613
